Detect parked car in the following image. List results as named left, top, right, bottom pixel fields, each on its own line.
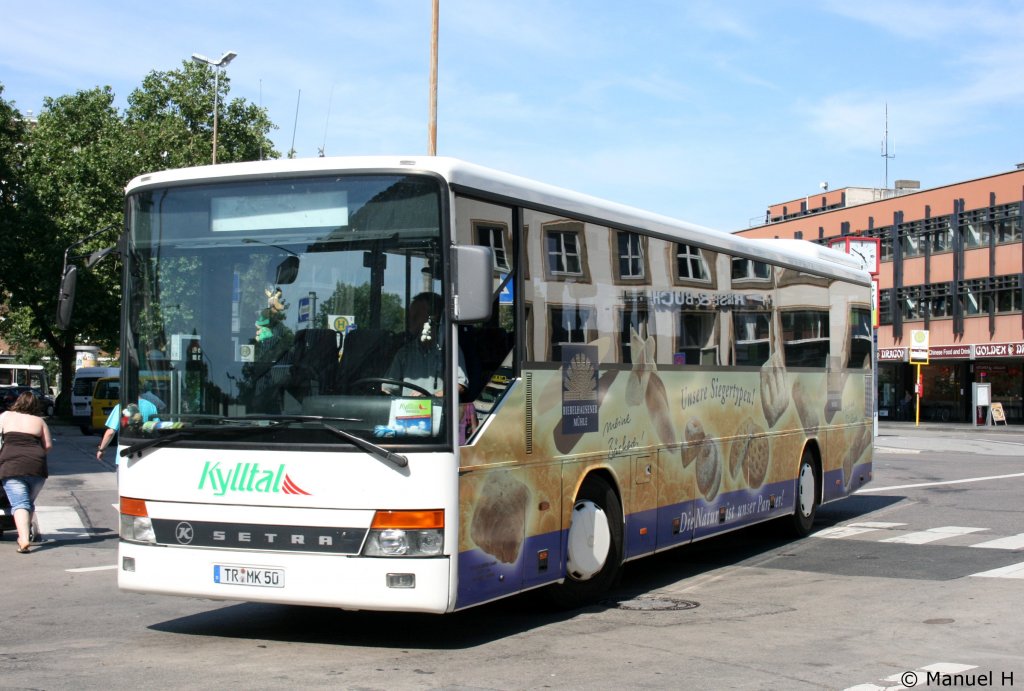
left=0, top=486, right=15, bottom=535
left=0, top=385, right=55, bottom=417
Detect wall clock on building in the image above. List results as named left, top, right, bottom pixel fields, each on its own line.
left=829, top=236, right=880, bottom=275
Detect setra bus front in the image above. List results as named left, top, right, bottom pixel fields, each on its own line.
left=115, top=160, right=492, bottom=613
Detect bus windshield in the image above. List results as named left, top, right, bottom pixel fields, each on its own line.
left=122, top=173, right=452, bottom=447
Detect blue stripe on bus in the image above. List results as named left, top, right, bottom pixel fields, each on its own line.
left=456, top=472, right=868, bottom=609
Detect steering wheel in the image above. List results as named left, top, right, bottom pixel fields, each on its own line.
left=351, top=377, right=434, bottom=398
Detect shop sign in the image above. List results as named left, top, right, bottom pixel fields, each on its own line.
left=876, top=341, right=1024, bottom=363
left=878, top=348, right=907, bottom=362
left=973, top=342, right=1024, bottom=359
left=930, top=345, right=972, bottom=359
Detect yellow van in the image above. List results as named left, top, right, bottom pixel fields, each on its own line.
left=90, top=377, right=120, bottom=433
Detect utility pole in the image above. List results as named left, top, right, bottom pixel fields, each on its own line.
left=428, top=0, right=439, bottom=155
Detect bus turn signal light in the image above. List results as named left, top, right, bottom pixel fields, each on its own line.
left=371, top=509, right=443, bottom=530
left=120, top=497, right=149, bottom=517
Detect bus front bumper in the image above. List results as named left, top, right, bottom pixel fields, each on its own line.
left=118, top=541, right=452, bottom=614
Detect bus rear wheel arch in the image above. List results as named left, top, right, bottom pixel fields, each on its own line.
left=543, top=473, right=624, bottom=609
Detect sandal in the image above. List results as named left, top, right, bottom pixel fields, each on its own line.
left=16, top=543, right=30, bottom=554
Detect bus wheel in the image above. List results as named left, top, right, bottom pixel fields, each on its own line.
left=544, top=476, right=623, bottom=608
left=786, top=449, right=819, bottom=537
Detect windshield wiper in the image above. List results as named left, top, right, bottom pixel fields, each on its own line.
left=251, top=415, right=409, bottom=468
left=120, top=425, right=261, bottom=459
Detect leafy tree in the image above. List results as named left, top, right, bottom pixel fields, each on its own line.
left=0, top=65, right=279, bottom=411
left=6, top=87, right=127, bottom=409
left=0, top=84, right=29, bottom=236
left=125, top=61, right=277, bottom=169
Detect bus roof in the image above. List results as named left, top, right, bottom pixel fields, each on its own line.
left=125, top=156, right=869, bottom=284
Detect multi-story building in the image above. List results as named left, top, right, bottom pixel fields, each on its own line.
left=736, top=167, right=1024, bottom=425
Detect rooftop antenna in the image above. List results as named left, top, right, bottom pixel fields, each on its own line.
left=258, top=80, right=263, bottom=160
left=319, top=85, right=334, bottom=157
left=288, top=89, right=301, bottom=159
left=881, top=103, right=895, bottom=189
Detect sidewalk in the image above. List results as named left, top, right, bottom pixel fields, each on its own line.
left=878, top=420, right=1021, bottom=434
left=875, top=419, right=1024, bottom=457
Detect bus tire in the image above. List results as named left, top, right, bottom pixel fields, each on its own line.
left=786, top=448, right=819, bottom=537
left=543, top=475, right=623, bottom=609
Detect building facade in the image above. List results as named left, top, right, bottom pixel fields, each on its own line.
left=737, top=168, right=1024, bottom=425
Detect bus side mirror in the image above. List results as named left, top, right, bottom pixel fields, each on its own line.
left=451, top=245, right=493, bottom=323
left=56, top=264, right=78, bottom=330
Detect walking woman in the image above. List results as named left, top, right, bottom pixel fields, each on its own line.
left=0, top=391, right=52, bottom=553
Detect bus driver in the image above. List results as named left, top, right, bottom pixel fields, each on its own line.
left=384, top=292, right=467, bottom=397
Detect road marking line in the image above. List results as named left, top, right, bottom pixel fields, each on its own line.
left=857, top=471, right=1024, bottom=494
left=814, top=522, right=906, bottom=539
left=66, top=564, right=118, bottom=573
left=971, top=533, right=1024, bottom=550
left=845, top=662, right=977, bottom=691
left=919, top=662, right=979, bottom=674
left=33, top=505, right=89, bottom=540
left=970, top=562, right=1024, bottom=579
left=881, top=526, right=987, bottom=545
left=874, top=446, right=922, bottom=454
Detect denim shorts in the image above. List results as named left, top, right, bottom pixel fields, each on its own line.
left=1, top=475, right=46, bottom=513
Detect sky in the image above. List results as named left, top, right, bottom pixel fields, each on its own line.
left=3, top=0, right=1024, bottom=232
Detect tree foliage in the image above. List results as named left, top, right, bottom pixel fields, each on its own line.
left=0, top=62, right=279, bottom=410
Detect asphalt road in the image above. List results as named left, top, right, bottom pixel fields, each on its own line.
left=1, top=421, right=1022, bottom=690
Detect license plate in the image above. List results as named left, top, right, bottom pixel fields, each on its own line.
left=213, top=564, right=285, bottom=588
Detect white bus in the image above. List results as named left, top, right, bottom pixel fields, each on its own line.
left=0, top=363, right=50, bottom=392
left=100, top=157, right=872, bottom=613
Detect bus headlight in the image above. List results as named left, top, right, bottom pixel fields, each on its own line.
left=363, top=528, right=444, bottom=556
left=119, top=496, right=156, bottom=544
left=362, top=510, right=444, bottom=557
left=120, top=514, right=156, bottom=543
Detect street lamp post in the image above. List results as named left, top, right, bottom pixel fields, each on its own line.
left=191, top=51, right=237, bottom=164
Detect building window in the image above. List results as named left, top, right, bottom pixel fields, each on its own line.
left=543, top=221, right=589, bottom=282
left=898, top=286, right=922, bottom=321
left=959, top=274, right=1023, bottom=315
left=925, top=216, right=953, bottom=253
left=733, top=312, right=772, bottom=366
left=879, top=288, right=892, bottom=325
left=992, top=204, right=1021, bottom=244
left=874, top=226, right=894, bottom=262
left=675, top=243, right=710, bottom=282
left=619, top=302, right=650, bottom=364
left=960, top=209, right=991, bottom=248
left=475, top=222, right=510, bottom=272
left=898, top=220, right=923, bottom=257
left=549, top=305, right=595, bottom=361
left=615, top=231, right=647, bottom=281
left=731, top=257, right=771, bottom=282
left=676, top=312, right=717, bottom=366
left=780, top=310, right=830, bottom=368
left=996, top=274, right=1022, bottom=312
left=848, top=308, right=873, bottom=368
left=921, top=281, right=953, bottom=318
